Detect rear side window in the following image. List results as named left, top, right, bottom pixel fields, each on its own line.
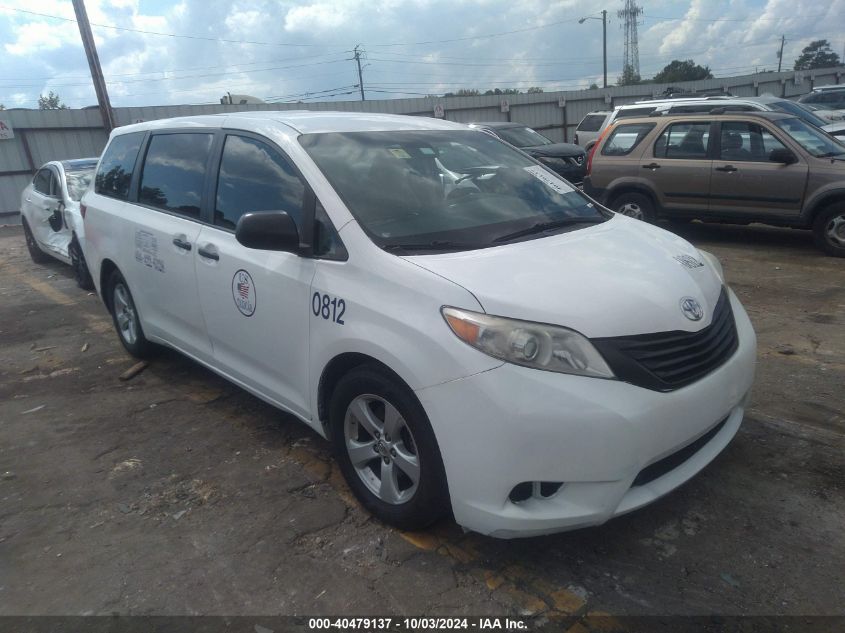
left=95, top=132, right=144, bottom=200
left=654, top=122, right=711, bottom=159
left=615, top=107, right=656, bottom=120
left=601, top=123, right=655, bottom=156
left=33, top=169, right=53, bottom=195
left=139, top=133, right=214, bottom=220
left=577, top=114, right=607, bottom=132
left=214, top=135, right=304, bottom=230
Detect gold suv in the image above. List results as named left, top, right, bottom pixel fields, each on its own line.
left=583, top=111, right=845, bottom=257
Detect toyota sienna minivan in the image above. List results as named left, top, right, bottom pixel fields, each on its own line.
left=82, top=111, right=756, bottom=538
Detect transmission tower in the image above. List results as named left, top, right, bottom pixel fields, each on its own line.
left=618, top=0, right=644, bottom=79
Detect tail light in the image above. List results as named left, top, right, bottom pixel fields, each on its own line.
left=80, top=204, right=87, bottom=219
left=586, top=127, right=610, bottom=176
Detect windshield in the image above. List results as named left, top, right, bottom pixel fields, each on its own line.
left=775, top=118, right=845, bottom=157
left=769, top=100, right=828, bottom=128
left=494, top=126, right=552, bottom=148
left=65, top=168, right=95, bottom=201
left=299, top=130, right=606, bottom=252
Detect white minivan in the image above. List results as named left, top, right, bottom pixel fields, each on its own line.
left=82, top=112, right=756, bottom=538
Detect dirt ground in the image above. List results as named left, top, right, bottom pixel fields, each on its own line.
left=1, top=221, right=843, bottom=619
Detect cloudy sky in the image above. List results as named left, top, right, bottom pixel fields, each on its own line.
left=0, top=0, right=842, bottom=108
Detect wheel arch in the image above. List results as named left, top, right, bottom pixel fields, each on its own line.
left=805, top=190, right=845, bottom=226
left=99, top=258, right=119, bottom=309
left=317, top=352, right=417, bottom=438
left=606, top=182, right=661, bottom=211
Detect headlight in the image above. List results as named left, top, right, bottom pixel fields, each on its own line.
left=537, top=156, right=570, bottom=168
left=441, top=307, right=614, bottom=378
left=698, top=249, right=724, bottom=282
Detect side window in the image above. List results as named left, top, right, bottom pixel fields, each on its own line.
left=719, top=121, right=787, bottom=162
left=654, top=122, right=710, bottom=159
left=577, top=114, right=606, bottom=132
left=33, top=169, right=52, bottom=195
left=601, top=123, right=655, bottom=156
left=95, top=132, right=144, bottom=200
left=215, top=135, right=304, bottom=230
left=139, top=133, right=214, bottom=220
left=314, top=199, right=347, bottom=260
left=615, top=107, right=656, bottom=120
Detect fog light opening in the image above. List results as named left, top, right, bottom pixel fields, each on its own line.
left=508, top=481, right=564, bottom=504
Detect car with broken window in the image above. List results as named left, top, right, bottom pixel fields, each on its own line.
left=81, top=111, right=756, bottom=538
left=469, top=121, right=587, bottom=185
left=583, top=111, right=845, bottom=257
left=21, top=158, right=98, bottom=288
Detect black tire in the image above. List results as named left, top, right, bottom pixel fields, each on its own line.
left=812, top=203, right=845, bottom=258
left=330, top=365, right=449, bottom=530
left=22, top=217, right=50, bottom=263
left=106, top=269, right=156, bottom=358
left=69, top=237, right=94, bottom=290
left=610, top=191, right=657, bottom=223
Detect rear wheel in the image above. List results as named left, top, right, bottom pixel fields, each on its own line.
left=330, top=365, right=449, bottom=530
left=107, top=269, right=156, bottom=358
left=69, top=238, right=94, bottom=290
left=611, top=191, right=656, bottom=222
left=22, top=217, right=50, bottom=263
left=813, top=203, right=845, bottom=258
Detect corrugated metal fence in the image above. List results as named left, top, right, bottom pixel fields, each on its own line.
left=1, top=65, right=843, bottom=215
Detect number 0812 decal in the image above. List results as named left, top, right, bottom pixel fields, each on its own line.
left=312, top=291, right=346, bottom=324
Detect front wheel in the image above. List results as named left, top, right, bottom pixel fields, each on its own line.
left=813, top=204, right=845, bottom=258
left=22, top=217, right=50, bottom=263
left=611, top=192, right=656, bottom=222
left=107, top=269, right=156, bottom=358
left=69, top=238, right=94, bottom=290
left=330, top=365, right=449, bottom=530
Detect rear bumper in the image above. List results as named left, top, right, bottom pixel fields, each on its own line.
left=416, top=289, right=756, bottom=538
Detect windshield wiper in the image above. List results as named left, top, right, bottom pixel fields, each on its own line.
left=492, top=217, right=604, bottom=244
left=383, top=240, right=484, bottom=253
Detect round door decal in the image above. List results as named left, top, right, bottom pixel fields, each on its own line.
left=232, top=269, right=256, bottom=317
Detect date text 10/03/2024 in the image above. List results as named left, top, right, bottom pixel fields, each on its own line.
left=307, top=618, right=528, bottom=630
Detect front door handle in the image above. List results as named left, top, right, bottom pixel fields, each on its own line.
left=642, top=163, right=661, bottom=169
left=197, top=246, right=219, bottom=261
left=172, top=237, right=192, bottom=251
left=715, top=165, right=738, bottom=173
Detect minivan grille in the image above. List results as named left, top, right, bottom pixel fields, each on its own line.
left=592, top=288, right=738, bottom=391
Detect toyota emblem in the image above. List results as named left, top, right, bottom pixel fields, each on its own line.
left=680, top=297, right=704, bottom=321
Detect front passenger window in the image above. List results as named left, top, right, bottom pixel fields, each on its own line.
left=215, top=135, right=305, bottom=231
left=34, top=169, right=52, bottom=195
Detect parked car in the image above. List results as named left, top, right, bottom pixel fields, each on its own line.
left=823, top=121, right=845, bottom=140
left=468, top=122, right=586, bottom=184
left=798, top=85, right=845, bottom=111
left=81, top=111, right=756, bottom=538
left=583, top=111, right=845, bottom=257
left=574, top=111, right=611, bottom=148
left=600, top=95, right=842, bottom=135
left=797, top=101, right=845, bottom=123
left=21, top=158, right=98, bottom=288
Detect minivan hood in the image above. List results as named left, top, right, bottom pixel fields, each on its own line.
left=523, top=142, right=584, bottom=158
left=403, top=216, right=724, bottom=338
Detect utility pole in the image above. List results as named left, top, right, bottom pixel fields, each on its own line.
left=72, top=0, right=115, bottom=133
left=777, top=34, right=785, bottom=73
left=353, top=45, right=365, bottom=101
left=602, top=9, right=607, bottom=88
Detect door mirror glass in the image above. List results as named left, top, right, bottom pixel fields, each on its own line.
left=235, top=210, right=300, bottom=252
left=769, top=148, right=797, bottom=164
left=48, top=201, right=65, bottom=232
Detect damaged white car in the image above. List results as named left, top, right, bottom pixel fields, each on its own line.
left=21, top=158, right=98, bottom=289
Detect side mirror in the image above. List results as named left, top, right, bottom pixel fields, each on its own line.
left=235, top=211, right=300, bottom=253
left=48, top=201, right=65, bottom=232
left=769, top=148, right=797, bottom=164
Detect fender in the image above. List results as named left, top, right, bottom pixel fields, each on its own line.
left=802, top=186, right=845, bottom=225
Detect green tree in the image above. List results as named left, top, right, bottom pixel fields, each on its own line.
left=588, top=83, right=599, bottom=90
left=653, top=59, right=713, bottom=83
left=793, top=39, right=841, bottom=70
left=618, top=64, right=642, bottom=86
left=0, top=104, right=5, bottom=110
left=526, top=86, right=544, bottom=93
left=444, top=88, right=481, bottom=96
left=38, top=91, right=68, bottom=109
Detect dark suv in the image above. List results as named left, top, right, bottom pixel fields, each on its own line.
left=470, top=122, right=586, bottom=185
left=583, top=111, right=845, bottom=257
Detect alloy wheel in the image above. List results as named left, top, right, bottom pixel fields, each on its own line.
left=113, top=283, right=138, bottom=345
left=824, top=213, right=845, bottom=248
left=344, top=394, right=420, bottom=505
left=617, top=202, right=644, bottom=220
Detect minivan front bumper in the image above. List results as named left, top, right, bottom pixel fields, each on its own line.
left=416, top=289, right=756, bottom=538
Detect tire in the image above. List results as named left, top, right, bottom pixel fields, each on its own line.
left=812, top=203, right=845, bottom=258
left=22, top=217, right=50, bottom=263
left=69, top=238, right=94, bottom=290
left=107, top=269, right=156, bottom=358
left=330, top=365, right=449, bottom=530
left=610, top=191, right=656, bottom=222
